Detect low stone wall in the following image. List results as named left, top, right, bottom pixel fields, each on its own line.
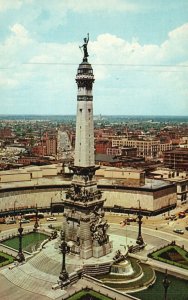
left=0, top=180, right=177, bottom=215
left=149, top=260, right=188, bottom=281
left=129, top=251, right=188, bottom=281
left=0, top=187, right=66, bottom=213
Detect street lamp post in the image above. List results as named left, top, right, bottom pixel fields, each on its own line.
left=50, top=197, right=53, bottom=216
left=163, top=269, right=170, bottom=300
left=59, top=230, right=70, bottom=288
left=17, top=221, right=25, bottom=263
left=13, top=200, right=18, bottom=221
left=168, top=198, right=170, bottom=217
left=33, top=204, right=39, bottom=231
left=136, top=200, right=144, bottom=245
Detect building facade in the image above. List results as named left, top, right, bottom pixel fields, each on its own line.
left=163, top=148, right=188, bottom=171
left=112, top=137, right=172, bottom=159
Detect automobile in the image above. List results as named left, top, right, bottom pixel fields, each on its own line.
left=178, top=211, right=186, bottom=218
left=165, top=215, right=177, bottom=221
left=0, top=217, right=6, bottom=224
left=170, top=214, right=177, bottom=220
left=6, top=219, right=16, bottom=224
left=127, top=217, right=137, bottom=222
left=46, top=217, right=57, bottom=221
left=20, top=218, right=30, bottom=224
left=173, top=229, right=184, bottom=234
left=48, top=224, right=55, bottom=229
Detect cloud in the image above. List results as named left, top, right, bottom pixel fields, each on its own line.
left=65, top=0, right=138, bottom=13
left=161, top=23, right=188, bottom=62
left=0, top=0, right=140, bottom=40
left=0, top=21, right=188, bottom=115
left=0, top=0, right=138, bottom=13
left=89, top=26, right=188, bottom=114
left=0, top=76, right=18, bottom=88
left=0, top=24, right=33, bottom=69
left=10, top=23, right=29, bottom=38
left=0, top=0, right=22, bottom=11
left=90, top=24, right=188, bottom=69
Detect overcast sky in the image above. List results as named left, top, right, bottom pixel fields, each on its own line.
left=0, top=0, right=188, bottom=116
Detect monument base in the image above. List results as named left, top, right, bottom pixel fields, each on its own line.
left=93, top=241, right=113, bottom=258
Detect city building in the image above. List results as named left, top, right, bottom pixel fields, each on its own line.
left=95, top=153, right=122, bottom=167
left=42, top=132, right=57, bottom=156
left=100, top=179, right=176, bottom=215
left=95, top=139, right=112, bottom=154
left=149, top=168, right=188, bottom=205
left=31, top=132, right=57, bottom=157
left=163, top=148, right=188, bottom=171
left=0, top=127, right=13, bottom=139
left=96, top=167, right=145, bottom=186
left=112, top=137, right=172, bottom=160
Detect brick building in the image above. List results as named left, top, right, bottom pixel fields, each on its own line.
left=163, top=148, right=188, bottom=171
left=95, top=139, right=112, bottom=154
left=31, top=132, right=57, bottom=157
left=0, top=127, right=13, bottom=138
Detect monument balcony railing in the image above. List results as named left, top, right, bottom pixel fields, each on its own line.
left=76, top=74, right=94, bottom=80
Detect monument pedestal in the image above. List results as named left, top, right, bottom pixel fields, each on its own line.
left=93, top=241, right=113, bottom=258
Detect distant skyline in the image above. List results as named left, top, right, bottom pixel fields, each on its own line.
left=0, top=0, right=188, bottom=116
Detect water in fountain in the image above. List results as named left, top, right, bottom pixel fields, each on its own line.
left=111, top=260, right=134, bottom=276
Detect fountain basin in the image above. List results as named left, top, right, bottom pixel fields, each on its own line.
left=111, top=260, right=134, bottom=276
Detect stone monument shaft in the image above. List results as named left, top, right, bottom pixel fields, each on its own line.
left=63, top=35, right=112, bottom=259
left=74, top=55, right=95, bottom=168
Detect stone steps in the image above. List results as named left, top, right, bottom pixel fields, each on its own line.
left=20, top=261, right=58, bottom=283
left=1, top=267, right=64, bottom=299
left=83, top=261, right=111, bottom=276
left=29, top=252, right=61, bottom=276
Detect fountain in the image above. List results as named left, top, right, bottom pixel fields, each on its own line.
left=111, top=260, right=134, bottom=276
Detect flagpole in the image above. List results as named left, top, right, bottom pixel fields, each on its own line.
left=126, top=223, right=128, bottom=247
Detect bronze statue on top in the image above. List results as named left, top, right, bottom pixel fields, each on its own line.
left=79, top=33, right=89, bottom=61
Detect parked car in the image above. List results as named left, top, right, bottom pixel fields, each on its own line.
left=48, top=224, right=55, bottom=229
left=6, top=219, right=16, bottom=224
left=178, top=211, right=186, bottom=218
left=173, top=229, right=184, bottom=234
left=20, top=219, right=30, bottom=224
left=47, top=217, right=57, bottom=221
left=170, top=214, right=177, bottom=220
left=0, top=217, right=6, bottom=224
left=127, top=217, right=137, bottom=222
left=165, top=214, right=177, bottom=221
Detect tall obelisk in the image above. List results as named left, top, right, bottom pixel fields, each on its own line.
left=63, top=34, right=112, bottom=259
